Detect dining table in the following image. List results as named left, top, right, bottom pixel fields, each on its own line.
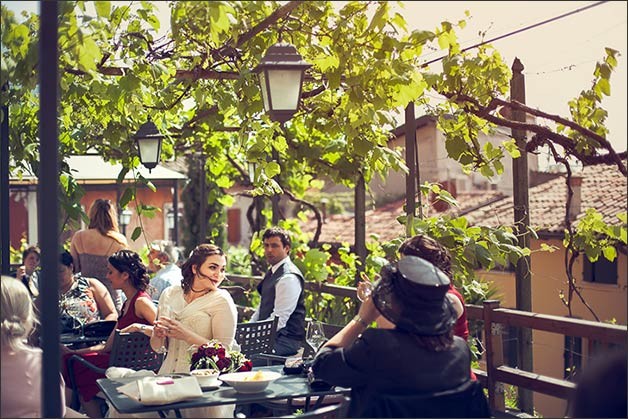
left=96, top=365, right=349, bottom=418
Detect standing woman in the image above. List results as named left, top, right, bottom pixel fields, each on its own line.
left=150, top=243, right=237, bottom=418
left=62, top=250, right=156, bottom=418
left=70, top=199, right=128, bottom=311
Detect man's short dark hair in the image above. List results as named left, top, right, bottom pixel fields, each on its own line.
left=22, top=245, right=40, bottom=261
left=262, top=227, right=291, bottom=248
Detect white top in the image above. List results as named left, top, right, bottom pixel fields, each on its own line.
left=1, top=347, right=66, bottom=418
left=250, top=256, right=302, bottom=331
left=155, top=286, right=237, bottom=418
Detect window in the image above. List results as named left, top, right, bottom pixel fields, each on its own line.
left=564, top=335, right=582, bottom=380
left=583, top=256, right=617, bottom=284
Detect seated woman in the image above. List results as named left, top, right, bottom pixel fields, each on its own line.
left=149, top=243, right=237, bottom=418
left=312, top=256, right=476, bottom=418
left=37, top=252, right=117, bottom=336
left=1, top=276, right=68, bottom=417
left=62, top=250, right=156, bottom=418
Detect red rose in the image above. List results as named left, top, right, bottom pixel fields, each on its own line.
left=238, top=360, right=253, bottom=372
left=216, top=357, right=231, bottom=371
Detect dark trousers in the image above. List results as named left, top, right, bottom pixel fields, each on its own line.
left=273, top=334, right=302, bottom=357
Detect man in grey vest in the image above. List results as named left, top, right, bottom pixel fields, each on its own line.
left=250, top=227, right=306, bottom=356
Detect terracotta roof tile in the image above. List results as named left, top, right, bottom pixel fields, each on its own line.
left=462, top=162, right=627, bottom=233
left=303, top=190, right=505, bottom=244
left=303, top=162, right=626, bottom=244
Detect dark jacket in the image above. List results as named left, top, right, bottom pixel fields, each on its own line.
left=312, top=328, right=474, bottom=418
left=257, top=259, right=306, bottom=341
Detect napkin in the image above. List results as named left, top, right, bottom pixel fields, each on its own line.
left=119, top=376, right=202, bottom=405
left=106, top=367, right=156, bottom=380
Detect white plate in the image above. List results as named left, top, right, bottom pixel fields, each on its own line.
left=219, top=371, right=282, bottom=394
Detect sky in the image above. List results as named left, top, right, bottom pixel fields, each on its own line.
left=5, top=1, right=627, bottom=157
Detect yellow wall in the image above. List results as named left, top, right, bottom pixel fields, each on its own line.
left=480, top=238, right=627, bottom=417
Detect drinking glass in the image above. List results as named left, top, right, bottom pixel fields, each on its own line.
left=306, top=321, right=326, bottom=354
left=357, top=272, right=379, bottom=302
left=155, top=305, right=172, bottom=354
left=64, top=299, right=86, bottom=340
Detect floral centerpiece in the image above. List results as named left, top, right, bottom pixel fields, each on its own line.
left=189, top=340, right=253, bottom=374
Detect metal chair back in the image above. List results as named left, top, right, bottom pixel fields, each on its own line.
left=108, top=330, right=165, bottom=371
left=67, top=330, right=164, bottom=410
left=235, top=317, right=278, bottom=358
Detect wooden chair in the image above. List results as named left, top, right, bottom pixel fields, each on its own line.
left=235, top=316, right=278, bottom=362
left=66, top=330, right=165, bottom=410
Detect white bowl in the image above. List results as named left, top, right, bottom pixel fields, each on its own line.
left=190, top=369, right=220, bottom=387
left=219, top=370, right=282, bottom=393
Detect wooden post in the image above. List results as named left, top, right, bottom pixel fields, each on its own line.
left=1, top=83, right=8, bottom=275
left=354, top=173, right=366, bottom=289
left=483, top=300, right=506, bottom=413
left=405, top=102, right=417, bottom=235
left=510, top=57, right=534, bottom=414
left=39, top=1, right=62, bottom=416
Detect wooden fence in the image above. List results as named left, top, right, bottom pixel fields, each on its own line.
left=227, top=275, right=627, bottom=415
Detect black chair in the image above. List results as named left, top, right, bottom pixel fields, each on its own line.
left=67, top=330, right=165, bottom=411
left=361, top=379, right=490, bottom=418
left=235, top=317, right=278, bottom=362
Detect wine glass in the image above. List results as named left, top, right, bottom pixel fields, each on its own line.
left=155, top=305, right=172, bottom=354
left=64, top=299, right=86, bottom=340
left=306, top=321, right=326, bottom=355
left=357, top=272, right=379, bottom=302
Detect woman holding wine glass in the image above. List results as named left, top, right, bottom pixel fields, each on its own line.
left=147, top=243, right=237, bottom=418
left=62, top=250, right=155, bottom=418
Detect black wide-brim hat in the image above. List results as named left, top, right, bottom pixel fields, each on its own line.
left=372, top=255, right=457, bottom=336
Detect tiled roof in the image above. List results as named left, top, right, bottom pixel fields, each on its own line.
left=462, top=162, right=627, bottom=234
left=303, top=190, right=506, bottom=244
left=303, top=162, right=627, bottom=244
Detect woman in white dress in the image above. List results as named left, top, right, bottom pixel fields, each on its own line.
left=151, top=243, right=237, bottom=418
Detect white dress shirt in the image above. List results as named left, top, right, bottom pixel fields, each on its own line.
left=250, top=256, right=302, bottom=331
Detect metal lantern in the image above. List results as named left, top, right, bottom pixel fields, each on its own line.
left=134, top=119, right=164, bottom=172
left=254, top=42, right=311, bottom=123
left=120, top=208, right=132, bottom=235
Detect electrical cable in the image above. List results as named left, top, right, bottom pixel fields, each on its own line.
left=420, top=1, right=610, bottom=68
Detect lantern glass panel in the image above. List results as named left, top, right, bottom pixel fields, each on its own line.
left=267, top=69, right=302, bottom=110
left=137, top=137, right=161, bottom=165
left=258, top=73, right=270, bottom=112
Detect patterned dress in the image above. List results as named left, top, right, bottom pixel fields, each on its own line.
left=59, top=274, right=101, bottom=333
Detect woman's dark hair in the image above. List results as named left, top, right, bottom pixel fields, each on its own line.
left=181, top=244, right=225, bottom=294
left=108, top=250, right=149, bottom=291
left=59, top=251, right=74, bottom=267
left=399, top=234, right=453, bottom=279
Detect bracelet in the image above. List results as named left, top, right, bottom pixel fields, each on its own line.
left=352, top=314, right=369, bottom=328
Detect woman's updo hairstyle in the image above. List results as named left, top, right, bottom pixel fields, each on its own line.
left=181, top=244, right=225, bottom=294
left=1, top=276, right=37, bottom=351
left=108, top=250, right=150, bottom=291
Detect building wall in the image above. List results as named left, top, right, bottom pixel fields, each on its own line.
left=10, top=181, right=180, bottom=255
left=480, top=238, right=627, bottom=417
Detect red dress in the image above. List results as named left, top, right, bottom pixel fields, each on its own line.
left=448, top=285, right=477, bottom=380
left=62, top=291, right=152, bottom=401
left=448, top=285, right=469, bottom=341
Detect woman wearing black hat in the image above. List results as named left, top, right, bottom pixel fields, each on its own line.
left=312, top=256, right=488, bottom=418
